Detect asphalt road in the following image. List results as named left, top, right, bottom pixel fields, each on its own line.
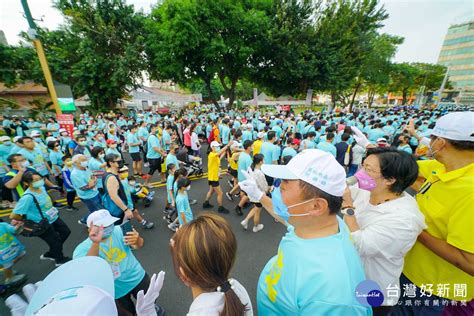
left=0, top=146, right=285, bottom=315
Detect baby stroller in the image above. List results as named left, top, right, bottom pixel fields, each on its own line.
left=176, top=146, right=204, bottom=177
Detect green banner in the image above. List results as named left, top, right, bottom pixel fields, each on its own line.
left=58, top=97, right=76, bottom=112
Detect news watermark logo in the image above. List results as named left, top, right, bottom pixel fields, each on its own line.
left=355, top=280, right=384, bottom=307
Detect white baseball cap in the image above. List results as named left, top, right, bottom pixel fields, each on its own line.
left=30, top=130, right=41, bottom=137
left=46, top=136, right=57, bottom=143
left=261, top=149, right=346, bottom=196
left=257, top=132, right=265, bottom=139
left=431, top=111, right=474, bottom=141
left=59, top=128, right=67, bottom=133
left=26, top=256, right=116, bottom=315
left=210, top=141, right=221, bottom=148
left=86, top=209, right=120, bottom=227
left=13, top=136, right=22, bottom=142
left=0, top=136, right=10, bottom=142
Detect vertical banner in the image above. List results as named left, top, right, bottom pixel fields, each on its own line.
left=305, top=89, right=313, bottom=106
left=253, top=88, right=258, bottom=106
left=56, top=114, right=75, bottom=137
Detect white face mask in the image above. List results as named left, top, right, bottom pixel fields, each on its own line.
left=286, top=198, right=315, bottom=217
left=186, top=185, right=191, bottom=191
left=80, top=161, right=88, bottom=168
left=129, top=181, right=136, bottom=186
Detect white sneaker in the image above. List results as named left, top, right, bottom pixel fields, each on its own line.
left=22, top=283, right=37, bottom=302
left=5, top=294, right=28, bottom=316
left=253, top=224, right=264, bottom=233
left=240, top=220, right=248, bottom=230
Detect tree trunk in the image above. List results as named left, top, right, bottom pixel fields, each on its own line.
left=205, top=79, right=219, bottom=107
left=367, top=88, right=375, bottom=108
left=349, top=81, right=362, bottom=113
left=402, top=89, right=408, bottom=105
left=227, top=78, right=238, bottom=110
left=330, top=91, right=337, bottom=112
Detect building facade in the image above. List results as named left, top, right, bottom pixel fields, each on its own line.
left=438, top=20, right=474, bottom=104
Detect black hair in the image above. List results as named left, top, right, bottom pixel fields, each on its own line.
left=18, top=136, right=32, bottom=144
left=47, top=141, right=59, bottom=150
left=286, top=137, right=293, bottom=145
left=21, top=171, right=40, bottom=185
left=104, top=153, right=120, bottom=167
left=365, top=147, right=419, bottom=194
left=91, top=146, right=105, bottom=159
left=177, top=177, right=191, bottom=190
left=267, top=131, right=276, bottom=141
left=341, top=133, right=350, bottom=142
left=447, top=139, right=474, bottom=151
left=281, top=155, right=293, bottom=165
left=299, top=181, right=342, bottom=215
left=243, top=140, right=254, bottom=150
left=7, top=154, right=23, bottom=165
left=173, top=167, right=188, bottom=186
left=326, top=132, right=335, bottom=140
left=307, top=131, right=316, bottom=138
left=251, top=154, right=264, bottom=170
left=167, top=163, right=176, bottom=174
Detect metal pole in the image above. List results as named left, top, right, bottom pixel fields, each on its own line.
left=20, top=0, right=62, bottom=115
left=435, top=67, right=449, bottom=106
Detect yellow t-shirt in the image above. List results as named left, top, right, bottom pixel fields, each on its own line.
left=403, top=160, right=474, bottom=301
left=229, top=153, right=239, bottom=170
left=253, top=139, right=263, bottom=155
left=207, top=152, right=220, bottom=181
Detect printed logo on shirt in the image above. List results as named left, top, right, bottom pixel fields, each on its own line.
left=265, top=249, right=284, bottom=303
left=355, top=280, right=384, bottom=307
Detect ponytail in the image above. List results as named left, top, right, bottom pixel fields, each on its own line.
left=222, top=288, right=248, bottom=316
left=251, top=154, right=264, bottom=171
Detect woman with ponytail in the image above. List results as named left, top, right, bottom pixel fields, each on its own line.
left=240, top=154, right=268, bottom=232
left=170, top=213, right=253, bottom=316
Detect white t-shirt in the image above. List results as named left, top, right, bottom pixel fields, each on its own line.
left=187, top=279, right=253, bottom=316
left=191, top=132, right=200, bottom=151
left=349, top=186, right=426, bottom=306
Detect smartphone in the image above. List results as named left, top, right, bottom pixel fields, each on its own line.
left=120, top=220, right=133, bottom=235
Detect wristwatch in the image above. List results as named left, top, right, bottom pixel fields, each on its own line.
left=341, top=207, right=355, bottom=216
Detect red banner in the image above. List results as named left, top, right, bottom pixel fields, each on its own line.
left=56, top=114, right=75, bottom=137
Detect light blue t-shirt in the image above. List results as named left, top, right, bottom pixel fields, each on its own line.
left=237, top=152, right=253, bottom=182
left=165, top=154, right=179, bottom=169
left=0, top=222, right=25, bottom=266
left=138, top=127, right=149, bottom=142
left=397, top=144, right=413, bottom=155
left=281, top=147, right=297, bottom=159
left=257, top=216, right=371, bottom=315
left=317, top=142, right=337, bottom=157
left=88, top=158, right=106, bottom=190
left=166, top=175, right=175, bottom=203
left=0, top=144, right=13, bottom=162
left=121, top=179, right=134, bottom=209
left=176, top=192, right=193, bottom=225
left=49, top=150, right=64, bottom=168
left=127, top=133, right=140, bottom=153
left=73, top=226, right=145, bottom=299
left=19, top=148, right=49, bottom=176
left=242, top=130, right=253, bottom=142
left=367, top=128, right=386, bottom=143
left=272, top=126, right=283, bottom=140
left=147, top=135, right=162, bottom=159
left=71, top=167, right=99, bottom=200
left=13, top=188, right=58, bottom=224
left=260, top=142, right=280, bottom=164
left=162, top=130, right=172, bottom=151
left=221, top=125, right=231, bottom=145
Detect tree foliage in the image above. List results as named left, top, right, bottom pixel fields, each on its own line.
left=145, top=0, right=272, bottom=108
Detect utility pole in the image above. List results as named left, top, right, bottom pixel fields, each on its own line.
left=21, top=0, right=62, bottom=115
left=435, top=67, right=450, bottom=107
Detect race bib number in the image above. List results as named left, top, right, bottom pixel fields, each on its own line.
left=45, top=207, right=59, bottom=220
left=0, top=244, right=20, bottom=262
left=111, top=262, right=121, bottom=279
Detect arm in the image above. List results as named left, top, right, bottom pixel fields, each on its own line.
left=106, top=176, right=130, bottom=212
left=5, top=169, right=25, bottom=189
left=417, top=231, right=474, bottom=276
left=87, top=243, right=100, bottom=256
left=180, top=212, right=186, bottom=225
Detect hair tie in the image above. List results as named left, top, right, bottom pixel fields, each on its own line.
left=216, top=279, right=235, bottom=293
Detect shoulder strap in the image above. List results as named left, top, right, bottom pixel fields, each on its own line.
left=23, top=193, right=45, bottom=220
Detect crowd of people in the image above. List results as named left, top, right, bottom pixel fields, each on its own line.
left=0, top=104, right=472, bottom=316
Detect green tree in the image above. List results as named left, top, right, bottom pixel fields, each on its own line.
left=53, top=0, right=147, bottom=109
left=388, top=63, right=421, bottom=104
left=146, top=0, right=272, bottom=108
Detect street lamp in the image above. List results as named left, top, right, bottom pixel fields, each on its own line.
left=20, top=0, right=62, bottom=115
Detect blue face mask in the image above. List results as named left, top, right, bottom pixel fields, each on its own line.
left=271, top=184, right=314, bottom=222
left=102, top=225, right=114, bottom=239
left=32, top=179, right=45, bottom=188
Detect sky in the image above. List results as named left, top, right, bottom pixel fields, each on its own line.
left=1, top=0, right=473, bottom=64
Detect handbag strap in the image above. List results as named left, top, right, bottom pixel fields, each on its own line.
left=23, top=193, right=46, bottom=220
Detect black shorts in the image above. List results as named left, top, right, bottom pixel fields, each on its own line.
left=265, top=174, right=274, bottom=186
left=253, top=202, right=262, bottom=207
left=229, top=168, right=238, bottom=178
left=147, top=157, right=162, bottom=175
left=130, top=152, right=142, bottom=161
left=208, top=180, right=220, bottom=187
